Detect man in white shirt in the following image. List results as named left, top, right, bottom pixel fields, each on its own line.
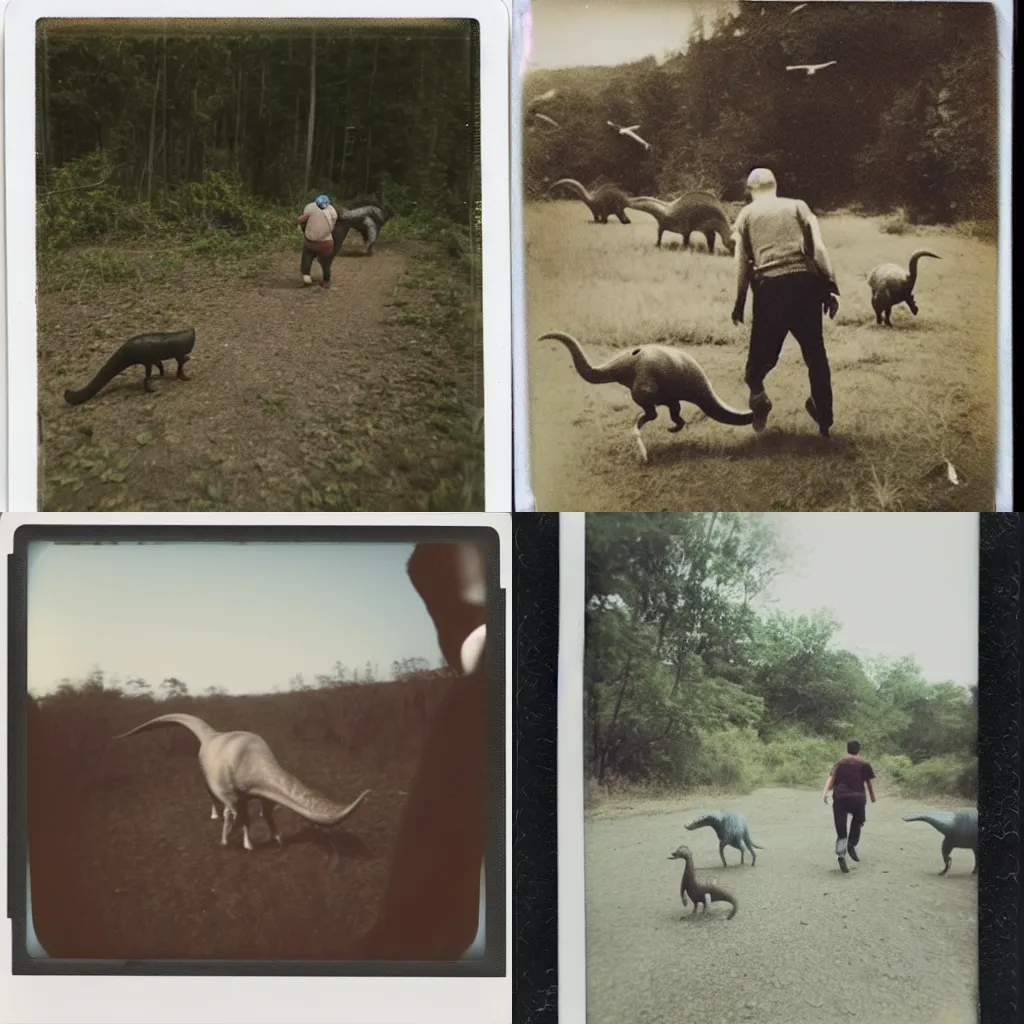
left=296, top=193, right=339, bottom=289
left=731, top=168, right=840, bottom=437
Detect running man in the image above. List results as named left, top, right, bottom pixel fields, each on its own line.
left=297, top=193, right=339, bottom=289
left=822, top=739, right=877, bottom=873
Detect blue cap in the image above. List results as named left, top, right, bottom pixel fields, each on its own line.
left=315, top=194, right=331, bottom=209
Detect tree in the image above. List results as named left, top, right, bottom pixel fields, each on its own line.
left=160, top=677, right=189, bottom=699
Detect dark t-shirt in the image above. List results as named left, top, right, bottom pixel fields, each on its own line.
left=831, top=755, right=876, bottom=802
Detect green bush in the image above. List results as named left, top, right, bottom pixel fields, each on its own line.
left=892, top=755, right=976, bottom=799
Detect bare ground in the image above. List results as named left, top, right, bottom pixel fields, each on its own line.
left=37, top=238, right=483, bottom=511
left=526, top=203, right=999, bottom=511
left=585, top=787, right=977, bottom=1024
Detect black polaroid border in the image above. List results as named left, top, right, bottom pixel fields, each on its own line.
left=511, top=512, right=1019, bottom=1024
left=512, top=512, right=560, bottom=1023
left=7, top=521, right=507, bottom=977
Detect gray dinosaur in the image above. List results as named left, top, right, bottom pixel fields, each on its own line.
left=685, top=811, right=764, bottom=867
left=902, top=808, right=977, bottom=875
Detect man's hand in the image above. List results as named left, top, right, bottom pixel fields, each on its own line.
left=822, top=794, right=830, bottom=805
left=823, top=294, right=839, bottom=320
left=731, top=303, right=745, bottom=326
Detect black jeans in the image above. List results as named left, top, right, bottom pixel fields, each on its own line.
left=300, top=244, right=335, bottom=283
left=833, top=796, right=866, bottom=851
left=745, top=271, right=833, bottom=428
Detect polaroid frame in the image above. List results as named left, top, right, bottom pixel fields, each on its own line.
left=554, top=511, right=1019, bottom=1024
left=1, top=511, right=512, bottom=1024
left=2, top=0, right=513, bottom=512
left=510, top=0, right=1015, bottom=512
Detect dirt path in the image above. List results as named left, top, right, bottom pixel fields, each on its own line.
left=585, top=788, right=977, bottom=1024
left=39, top=240, right=481, bottom=511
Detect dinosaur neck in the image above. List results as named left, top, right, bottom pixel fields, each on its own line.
left=626, top=196, right=668, bottom=219
left=551, top=178, right=592, bottom=203
left=115, top=713, right=219, bottom=745
left=541, top=332, right=636, bottom=386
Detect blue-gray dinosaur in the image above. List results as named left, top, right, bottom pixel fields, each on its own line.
left=902, top=808, right=977, bottom=875
left=685, top=811, right=764, bottom=867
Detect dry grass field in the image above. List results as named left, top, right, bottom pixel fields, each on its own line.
left=526, top=201, right=999, bottom=511
left=26, top=680, right=453, bottom=960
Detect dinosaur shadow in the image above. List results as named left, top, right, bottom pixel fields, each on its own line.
left=278, top=824, right=373, bottom=861
left=649, top=427, right=859, bottom=466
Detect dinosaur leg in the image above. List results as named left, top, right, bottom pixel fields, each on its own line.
left=632, top=406, right=657, bottom=463
left=260, top=798, right=283, bottom=847
left=666, top=401, right=686, bottom=433
left=907, top=297, right=918, bottom=316
left=745, top=839, right=757, bottom=866
left=153, top=361, right=166, bottom=377
left=175, top=357, right=190, bottom=381
left=682, top=232, right=691, bottom=249
left=143, top=363, right=157, bottom=393
left=237, top=799, right=255, bottom=851
left=363, top=219, right=378, bottom=256
left=719, top=841, right=728, bottom=868
left=704, top=230, right=716, bottom=254
left=220, top=803, right=237, bottom=846
left=884, top=307, right=893, bottom=327
left=939, top=837, right=953, bottom=875
left=204, top=780, right=221, bottom=820
left=656, top=227, right=664, bottom=247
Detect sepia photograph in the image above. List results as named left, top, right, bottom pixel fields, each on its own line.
left=561, top=512, right=981, bottom=1023
left=4, top=0, right=512, bottom=513
left=3, top=514, right=511, bottom=1022
left=518, top=0, right=1009, bottom=512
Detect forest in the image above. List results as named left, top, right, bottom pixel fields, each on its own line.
left=584, top=514, right=977, bottom=800
left=36, top=18, right=480, bottom=247
left=523, top=1, right=998, bottom=225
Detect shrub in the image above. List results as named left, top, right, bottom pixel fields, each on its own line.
left=880, top=207, right=910, bottom=235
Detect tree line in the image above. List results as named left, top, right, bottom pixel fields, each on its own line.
left=524, top=1, right=997, bottom=225
left=36, top=19, right=480, bottom=246
left=585, top=514, right=976, bottom=797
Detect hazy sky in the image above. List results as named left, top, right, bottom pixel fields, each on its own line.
left=528, top=0, right=731, bottom=70
left=757, top=513, right=979, bottom=686
left=26, top=541, right=444, bottom=697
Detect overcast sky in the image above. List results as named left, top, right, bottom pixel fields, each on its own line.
left=528, top=0, right=731, bottom=70
left=757, top=513, right=979, bottom=687
left=26, top=541, right=443, bottom=697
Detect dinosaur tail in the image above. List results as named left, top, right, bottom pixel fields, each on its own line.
left=906, top=249, right=941, bottom=288
left=749, top=841, right=765, bottom=849
left=248, top=764, right=372, bottom=827
left=64, top=348, right=136, bottom=406
left=549, top=178, right=591, bottom=203
left=540, top=332, right=638, bottom=386
left=902, top=812, right=953, bottom=834
left=709, top=884, right=738, bottom=919
left=114, top=713, right=219, bottom=745
left=689, top=371, right=755, bottom=427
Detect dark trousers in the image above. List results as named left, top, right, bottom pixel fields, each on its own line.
left=745, top=271, right=834, bottom=428
left=833, top=796, right=866, bottom=851
left=300, top=243, right=335, bottom=283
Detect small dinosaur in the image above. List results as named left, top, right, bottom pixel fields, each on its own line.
left=669, top=845, right=738, bottom=919
left=867, top=249, right=941, bottom=326
left=64, top=329, right=196, bottom=405
left=685, top=811, right=764, bottom=867
left=902, top=809, right=977, bottom=875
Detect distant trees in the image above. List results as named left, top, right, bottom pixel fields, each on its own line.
left=524, top=1, right=998, bottom=224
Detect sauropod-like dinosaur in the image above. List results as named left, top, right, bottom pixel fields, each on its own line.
left=867, top=249, right=941, bottom=326
left=902, top=808, right=977, bottom=876
left=625, top=192, right=736, bottom=254
left=669, top=845, right=738, bottom=919
left=540, top=330, right=754, bottom=463
left=114, top=713, right=371, bottom=850
left=64, top=329, right=196, bottom=405
left=685, top=811, right=764, bottom=867
left=548, top=178, right=631, bottom=224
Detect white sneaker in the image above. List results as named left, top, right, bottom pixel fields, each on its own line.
left=302, top=274, right=313, bottom=286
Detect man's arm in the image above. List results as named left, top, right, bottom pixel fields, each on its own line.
left=865, top=763, right=877, bottom=803
left=731, top=213, right=753, bottom=325
left=797, top=200, right=837, bottom=286
left=822, top=772, right=835, bottom=803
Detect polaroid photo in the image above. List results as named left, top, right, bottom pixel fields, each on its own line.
left=1, top=512, right=511, bottom=1024
left=513, top=1, right=1013, bottom=512
left=557, top=511, right=1019, bottom=1024
left=3, top=0, right=512, bottom=513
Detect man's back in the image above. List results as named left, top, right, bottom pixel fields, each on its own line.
left=831, top=754, right=876, bottom=801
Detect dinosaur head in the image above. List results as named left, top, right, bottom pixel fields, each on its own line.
left=668, top=845, right=692, bottom=861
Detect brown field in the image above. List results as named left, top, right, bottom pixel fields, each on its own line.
left=26, top=679, right=453, bottom=960
left=585, top=787, right=977, bottom=1024
left=526, top=202, right=999, bottom=511
left=36, top=238, right=483, bottom=512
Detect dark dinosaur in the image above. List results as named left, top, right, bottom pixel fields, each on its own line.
left=333, top=204, right=392, bottom=256
left=867, top=249, right=941, bottom=326
left=63, top=329, right=196, bottom=406
left=549, top=178, right=631, bottom=224
left=902, top=808, right=977, bottom=875
left=685, top=811, right=764, bottom=867
left=540, top=330, right=754, bottom=463
left=668, top=845, right=738, bottom=919
left=625, top=192, right=736, bottom=254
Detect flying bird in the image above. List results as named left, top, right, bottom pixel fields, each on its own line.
left=606, top=120, right=652, bottom=151
left=526, top=88, right=560, bottom=131
left=789, top=3, right=810, bottom=13
left=785, top=61, right=837, bottom=75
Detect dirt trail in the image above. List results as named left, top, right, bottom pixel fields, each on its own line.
left=585, top=787, right=977, bottom=1024
left=39, top=241, right=472, bottom=511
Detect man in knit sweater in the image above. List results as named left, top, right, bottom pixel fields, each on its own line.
left=730, top=168, right=840, bottom=437
left=297, top=194, right=339, bottom=289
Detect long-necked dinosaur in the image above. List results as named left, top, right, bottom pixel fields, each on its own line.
left=685, top=811, right=764, bottom=867
left=902, top=808, right=977, bottom=875
left=64, top=329, right=196, bottom=405
left=114, top=713, right=370, bottom=850
left=548, top=178, right=631, bottom=224
left=867, top=249, right=941, bottom=326
left=625, top=192, right=736, bottom=254
left=669, top=845, right=738, bottom=919
left=540, top=330, right=754, bottom=462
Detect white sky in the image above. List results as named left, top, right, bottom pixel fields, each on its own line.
left=757, top=513, right=979, bottom=687
left=528, top=0, right=732, bottom=70
left=26, top=541, right=443, bottom=697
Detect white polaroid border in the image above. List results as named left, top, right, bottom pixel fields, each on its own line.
left=3, top=0, right=512, bottom=512
left=0, top=511, right=513, bottom=1024
left=557, top=512, right=587, bottom=1024
left=511, top=0, right=1014, bottom=512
